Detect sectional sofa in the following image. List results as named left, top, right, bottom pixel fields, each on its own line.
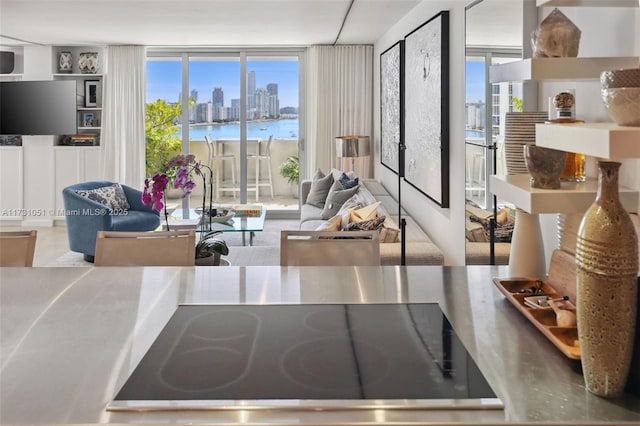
left=298, top=172, right=445, bottom=265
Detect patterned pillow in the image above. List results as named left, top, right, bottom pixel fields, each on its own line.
left=320, top=180, right=360, bottom=219
left=76, top=183, right=130, bottom=210
left=338, top=172, right=359, bottom=189
left=343, top=216, right=386, bottom=232
left=305, top=169, right=334, bottom=208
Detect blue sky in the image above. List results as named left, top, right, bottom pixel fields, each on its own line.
left=147, top=58, right=483, bottom=108
left=146, top=59, right=299, bottom=108
left=465, top=60, right=485, bottom=103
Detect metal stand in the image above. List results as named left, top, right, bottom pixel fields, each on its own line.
left=399, top=141, right=406, bottom=266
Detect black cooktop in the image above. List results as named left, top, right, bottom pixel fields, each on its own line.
left=114, top=304, right=497, bottom=401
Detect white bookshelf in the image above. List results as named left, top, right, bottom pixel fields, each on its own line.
left=489, top=57, right=640, bottom=83
left=490, top=174, right=639, bottom=214
left=536, top=123, right=640, bottom=159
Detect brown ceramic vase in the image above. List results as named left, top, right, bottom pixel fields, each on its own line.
left=575, top=161, right=639, bottom=398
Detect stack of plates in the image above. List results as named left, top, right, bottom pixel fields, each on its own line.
left=504, top=112, right=549, bottom=174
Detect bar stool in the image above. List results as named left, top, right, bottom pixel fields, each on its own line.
left=247, top=135, right=274, bottom=200
left=205, top=135, right=238, bottom=200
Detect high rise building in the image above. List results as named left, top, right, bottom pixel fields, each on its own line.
left=247, top=70, right=256, bottom=110
left=212, top=87, right=224, bottom=108
left=230, top=99, right=240, bottom=120
left=190, top=89, right=198, bottom=103
left=267, top=83, right=278, bottom=96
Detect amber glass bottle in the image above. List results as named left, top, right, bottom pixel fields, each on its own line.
left=547, top=92, right=585, bottom=182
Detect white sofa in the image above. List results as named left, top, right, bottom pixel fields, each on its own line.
left=298, top=177, right=444, bottom=265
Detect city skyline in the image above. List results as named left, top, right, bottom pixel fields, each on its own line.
left=146, top=59, right=299, bottom=108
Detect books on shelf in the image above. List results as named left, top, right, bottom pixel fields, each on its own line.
left=229, top=204, right=262, bottom=217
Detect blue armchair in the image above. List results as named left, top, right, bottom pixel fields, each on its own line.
left=62, top=181, right=161, bottom=262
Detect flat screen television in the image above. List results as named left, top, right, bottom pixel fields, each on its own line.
left=0, top=80, right=77, bottom=135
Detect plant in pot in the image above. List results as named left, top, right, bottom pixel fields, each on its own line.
left=195, top=230, right=230, bottom=266
left=279, top=155, right=299, bottom=198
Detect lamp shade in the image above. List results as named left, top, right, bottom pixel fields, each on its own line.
left=335, top=136, right=370, bottom=158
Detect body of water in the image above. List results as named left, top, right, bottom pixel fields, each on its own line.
left=189, top=117, right=298, bottom=141
left=466, top=129, right=484, bottom=138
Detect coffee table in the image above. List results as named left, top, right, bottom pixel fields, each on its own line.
left=169, top=207, right=266, bottom=246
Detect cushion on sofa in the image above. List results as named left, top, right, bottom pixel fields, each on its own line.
left=343, top=216, right=386, bottom=231
left=338, top=172, right=359, bottom=189
left=315, top=214, right=343, bottom=231
left=320, top=180, right=360, bottom=219
left=305, top=170, right=334, bottom=207
left=75, top=183, right=130, bottom=210
left=349, top=202, right=380, bottom=223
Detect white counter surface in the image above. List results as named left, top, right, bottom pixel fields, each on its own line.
left=1, top=266, right=639, bottom=425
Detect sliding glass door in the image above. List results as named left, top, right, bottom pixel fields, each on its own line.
left=146, top=49, right=303, bottom=215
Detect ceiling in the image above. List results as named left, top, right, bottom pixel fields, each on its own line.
left=0, top=0, right=421, bottom=47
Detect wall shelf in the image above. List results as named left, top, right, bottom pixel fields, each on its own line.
left=536, top=123, right=640, bottom=159
left=489, top=57, right=640, bottom=83
left=490, top=174, right=639, bottom=214
left=537, top=0, right=639, bottom=6
left=52, top=73, right=103, bottom=78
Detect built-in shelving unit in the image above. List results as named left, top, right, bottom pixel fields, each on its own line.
left=536, top=123, right=640, bottom=159
left=489, top=57, right=639, bottom=83
left=537, top=0, right=639, bottom=7
left=52, top=47, right=104, bottom=147
left=487, top=2, right=639, bottom=278
left=490, top=174, right=639, bottom=214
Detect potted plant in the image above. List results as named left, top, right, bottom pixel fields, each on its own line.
left=195, top=230, right=230, bottom=266
left=279, top=155, right=299, bottom=197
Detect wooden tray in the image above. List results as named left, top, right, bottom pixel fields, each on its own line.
left=492, top=276, right=580, bottom=360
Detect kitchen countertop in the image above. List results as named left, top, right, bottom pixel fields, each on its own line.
left=1, top=265, right=639, bottom=425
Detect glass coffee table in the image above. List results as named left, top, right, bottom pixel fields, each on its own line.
left=169, top=207, right=266, bottom=246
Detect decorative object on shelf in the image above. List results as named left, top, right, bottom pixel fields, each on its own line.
left=58, top=51, right=73, bottom=73
left=601, top=68, right=640, bottom=127
left=546, top=91, right=586, bottom=182
left=380, top=40, right=403, bottom=175
left=504, top=111, right=549, bottom=175
left=403, top=10, right=450, bottom=208
left=575, top=161, right=638, bottom=399
left=82, top=112, right=94, bottom=127
left=84, top=80, right=100, bottom=107
left=601, top=67, right=640, bottom=89
left=523, top=145, right=567, bottom=189
left=78, top=52, right=98, bottom=74
left=531, top=8, right=581, bottom=58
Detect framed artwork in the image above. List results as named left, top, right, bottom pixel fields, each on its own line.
left=82, top=112, right=94, bottom=127
left=380, top=40, right=403, bottom=175
left=403, top=11, right=450, bottom=208
left=84, top=80, right=100, bottom=107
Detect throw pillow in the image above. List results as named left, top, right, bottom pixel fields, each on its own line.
left=320, top=180, right=360, bottom=219
left=338, top=172, right=359, bottom=189
left=314, top=213, right=342, bottom=232
left=380, top=216, right=401, bottom=243
left=343, top=215, right=386, bottom=232
left=349, top=201, right=381, bottom=224
left=76, top=183, right=130, bottom=210
left=337, top=194, right=366, bottom=228
left=305, top=170, right=334, bottom=208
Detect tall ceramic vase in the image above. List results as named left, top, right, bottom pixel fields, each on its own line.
left=575, top=161, right=638, bottom=398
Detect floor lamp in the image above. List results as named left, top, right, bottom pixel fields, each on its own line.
left=335, top=136, right=370, bottom=172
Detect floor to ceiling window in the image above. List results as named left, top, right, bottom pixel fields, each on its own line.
left=465, top=49, right=521, bottom=210
left=146, top=49, right=303, bottom=215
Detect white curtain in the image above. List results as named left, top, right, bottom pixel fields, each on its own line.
left=306, top=45, right=373, bottom=178
left=100, top=45, right=146, bottom=188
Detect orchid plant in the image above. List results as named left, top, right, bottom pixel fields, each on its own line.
left=142, top=154, right=214, bottom=233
